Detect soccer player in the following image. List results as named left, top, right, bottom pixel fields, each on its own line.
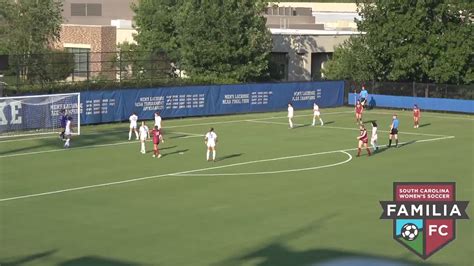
left=288, top=103, right=294, bottom=128
left=154, top=112, right=162, bottom=130
left=413, top=104, right=421, bottom=128
left=355, top=100, right=364, bottom=125
left=59, top=109, right=67, bottom=140
left=151, top=125, right=164, bottom=158
left=205, top=127, right=218, bottom=162
left=388, top=114, right=399, bottom=148
left=64, top=116, right=73, bottom=148
left=128, top=112, right=139, bottom=140
left=360, top=85, right=369, bottom=107
left=357, top=125, right=371, bottom=157
left=312, top=102, right=324, bottom=126
left=370, top=121, right=378, bottom=151
left=139, top=121, right=149, bottom=154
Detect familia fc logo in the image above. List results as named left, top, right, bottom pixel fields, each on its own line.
left=380, top=182, right=469, bottom=259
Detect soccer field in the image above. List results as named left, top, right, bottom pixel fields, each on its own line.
left=0, top=106, right=473, bottom=266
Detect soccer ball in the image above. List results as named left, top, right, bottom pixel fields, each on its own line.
left=401, top=223, right=419, bottom=241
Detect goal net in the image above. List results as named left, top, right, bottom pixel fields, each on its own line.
left=0, top=93, right=80, bottom=138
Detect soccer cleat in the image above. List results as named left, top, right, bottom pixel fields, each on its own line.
left=158, top=154, right=162, bottom=158
left=152, top=154, right=156, bottom=158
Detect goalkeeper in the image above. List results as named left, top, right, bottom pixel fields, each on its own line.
left=59, top=109, right=68, bottom=140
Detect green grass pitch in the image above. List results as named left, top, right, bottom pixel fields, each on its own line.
left=0, top=106, right=472, bottom=266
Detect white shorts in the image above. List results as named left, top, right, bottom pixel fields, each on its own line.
left=155, top=123, right=162, bottom=129
left=371, top=135, right=378, bottom=141
left=314, top=111, right=320, bottom=116
left=130, top=124, right=137, bottom=129
left=288, top=115, right=293, bottom=119
left=140, top=135, right=147, bottom=141
left=207, top=142, right=216, bottom=148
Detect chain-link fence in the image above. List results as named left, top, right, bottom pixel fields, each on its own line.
left=0, top=50, right=177, bottom=94
left=345, top=80, right=473, bottom=102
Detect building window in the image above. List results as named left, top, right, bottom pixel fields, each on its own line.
left=311, top=53, right=333, bottom=80
left=71, top=3, right=86, bottom=16
left=66, top=47, right=90, bottom=78
left=269, top=52, right=288, bottom=81
left=86, top=4, right=102, bottom=16
left=71, top=3, right=102, bottom=16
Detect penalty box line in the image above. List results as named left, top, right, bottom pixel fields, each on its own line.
left=245, top=119, right=452, bottom=138
left=0, top=135, right=455, bottom=203
left=0, top=131, right=202, bottom=159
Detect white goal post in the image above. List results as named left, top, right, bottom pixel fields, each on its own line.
left=0, top=93, right=81, bottom=138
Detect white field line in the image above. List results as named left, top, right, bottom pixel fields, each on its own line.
left=0, top=111, right=352, bottom=156
left=162, top=111, right=352, bottom=130
left=0, top=111, right=351, bottom=144
left=368, top=111, right=474, bottom=121
left=0, top=135, right=455, bottom=202
left=246, top=119, right=450, bottom=137
left=175, top=151, right=353, bottom=176
left=0, top=133, right=202, bottom=159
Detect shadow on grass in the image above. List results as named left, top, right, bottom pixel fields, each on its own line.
left=323, top=121, right=335, bottom=125
left=58, top=256, right=142, bottom=266
left=214, top=214, right=440, bottom=266
left=162, top=149, right=189, bottom=157
left=0, top=250, right=57, bottom=266
left=397, top=140, right=417, bottom=148
left=419, top=123, right=431, bottom=128
left=217, top=153, right=243, bottom=162
left=363, top=120, right=377, bottom=125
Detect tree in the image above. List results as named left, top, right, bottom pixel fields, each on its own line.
left=132, top=0, right=272, bottom=82
left=0, top=0, right=63, bottom=55
left=0, top=0, right=71, bottom=85
left=323, top=0, right=473, bottom=84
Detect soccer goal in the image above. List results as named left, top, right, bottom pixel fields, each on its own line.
left=0, top=93, right=81, bottom=138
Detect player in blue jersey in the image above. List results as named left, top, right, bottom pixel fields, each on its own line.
left=59, top=109, right=67, bottom=140
left=388, top=114, right=399, bottom=148
left=359, top=85, right=369, bottom=107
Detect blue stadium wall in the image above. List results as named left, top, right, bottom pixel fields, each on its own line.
left=80, top=81, right=344, bottom=125
left=348, top=93, right=474, bottom=113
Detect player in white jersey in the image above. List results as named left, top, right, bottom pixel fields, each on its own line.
left=128, top=112, right=139, bottom=140
left=64, top=116, right=73, bottom=148
left=312, top=103, right=324, bottom=126
left=154, top=112, right=162, bottom=130
left=370, top=121, right=378, bottom=151
left=139, top=121, right=150, bottom=154
left=287, top=103, right=294, bottom=128
left=205, top=127, right=218, bottom=162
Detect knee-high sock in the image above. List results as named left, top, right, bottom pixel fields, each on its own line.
left=319, top=118, right=324, bottom=125
left=357, top=148, right=361, bottom=156
left=213, top=150, right=216, bottom=160
left=141, top=142, right=145, bottom=152
left=129, top=131, right=132, bottom=140
left=388, top=139, right=392, bottom=147
left=396, top=139, right=399, bottom=146
left=312, top=118, right=316, bottom=126
left=367, top=148, right=371, bottom=156
left=134, top=130, right=138, bottom=139
left=289, top=119, right=293, bottom=128
left=65, top=139, right=70, bottom=146
left=206, top=150, right=210, bottom=160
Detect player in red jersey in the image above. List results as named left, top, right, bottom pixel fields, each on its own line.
left=413, top=104, right=421, bottom=128
left=355, top=101, right=364, bottom=124
left=151, top=125, right=164, bottom=158
left=357, top=125, right=371, bottom=157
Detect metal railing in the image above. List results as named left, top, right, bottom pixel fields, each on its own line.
left=0, top=51, right=177, bottom=92
left=345, top=80, right=473, bottom=101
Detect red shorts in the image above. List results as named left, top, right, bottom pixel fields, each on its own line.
left=360, top=138, right=368, bottom=143
left=153, top=140, right=160, bottom=145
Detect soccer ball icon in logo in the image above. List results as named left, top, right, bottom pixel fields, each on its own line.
left=401, top=223, right=419, bottom=241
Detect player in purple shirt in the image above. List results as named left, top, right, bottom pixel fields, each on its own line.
left=59, top=109, right=67, bottom=140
